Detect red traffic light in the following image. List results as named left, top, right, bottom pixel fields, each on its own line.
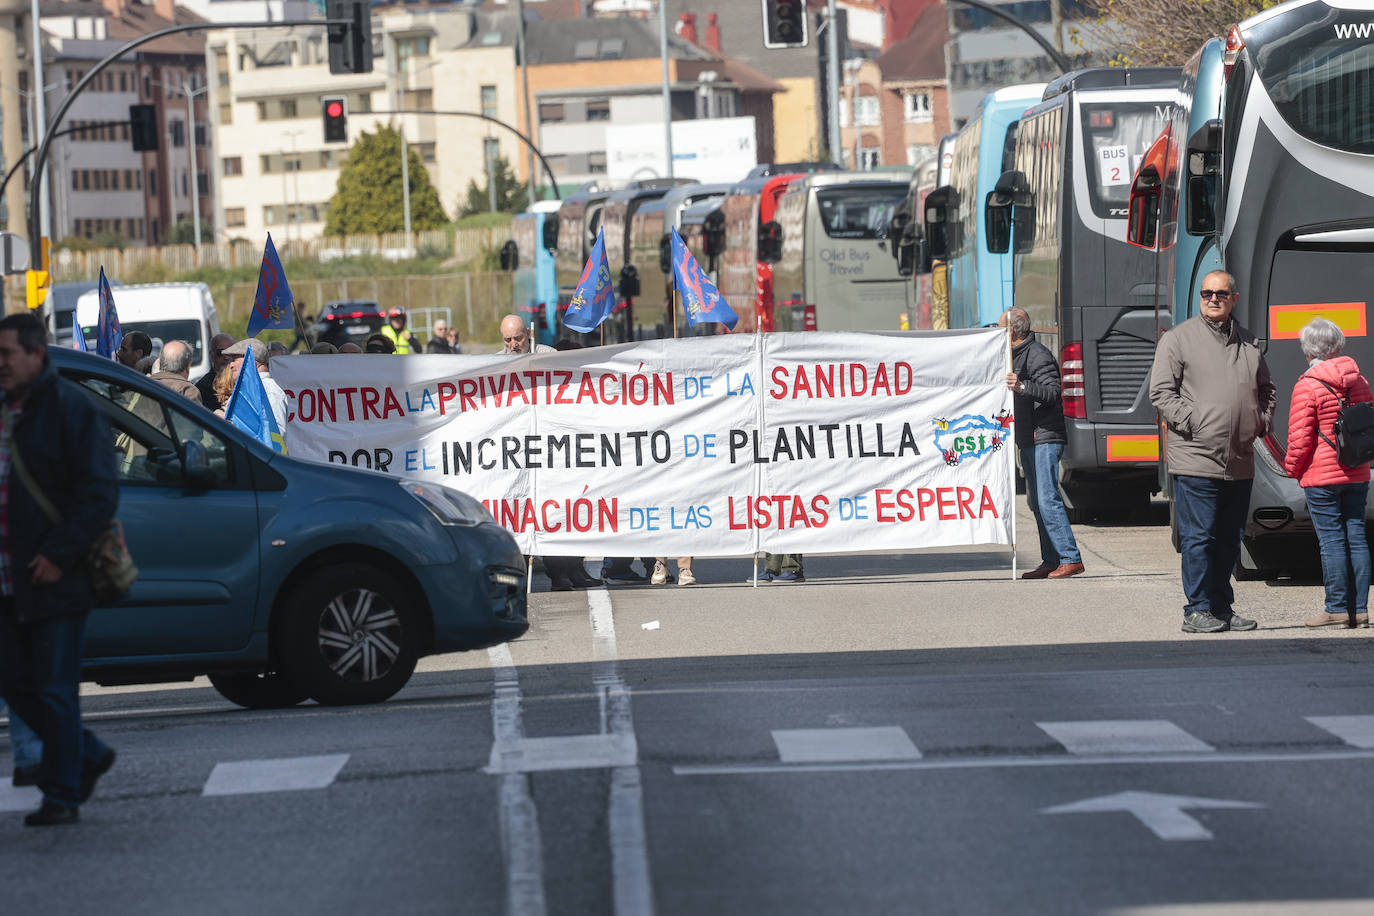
left=326, top=101, right=344, bottom=119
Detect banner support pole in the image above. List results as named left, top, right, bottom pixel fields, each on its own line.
left=1007, top=325, right=1017, bottom=581
left=526, top=555, right=533, bottom=596
left=752, top=552, right=759, bottom=588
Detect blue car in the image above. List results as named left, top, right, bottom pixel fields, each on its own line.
left=53, top=348, right=529, bottom=708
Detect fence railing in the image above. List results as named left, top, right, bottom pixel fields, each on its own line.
left=44, top=225, right=513, bottom=283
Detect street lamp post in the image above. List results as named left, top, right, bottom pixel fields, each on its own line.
left=394, top=55, right=440, bottom=241
left=282, top=128, right=305, bottom=249
left=178, top=77, right=211, bottom=250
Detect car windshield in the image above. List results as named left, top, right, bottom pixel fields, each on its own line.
left=80, top=319, right=204, bottom=365
left=816, top=185, right=907, bottom=239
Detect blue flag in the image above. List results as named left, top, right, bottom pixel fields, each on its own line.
left=73, top=313, right=88, bottom=352
left=246, top=233, right=294, bottom=336
left=95, top=266, right=123, bottom=359
left=563, top=228, right=617, bottom=333
left=670, top=228, right=738, bottom=330
left=224, top=352, right=284, bottom=453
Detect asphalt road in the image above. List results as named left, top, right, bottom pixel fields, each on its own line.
left=3, top=499, right=1373, bottom=915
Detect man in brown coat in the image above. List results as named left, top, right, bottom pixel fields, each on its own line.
left=1149, top=270, right=1276, bottom=634
left=149, top=340, right=200, bottom=401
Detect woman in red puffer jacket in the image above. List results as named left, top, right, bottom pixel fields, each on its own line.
left=1283, top=318, right=1372, bottom=628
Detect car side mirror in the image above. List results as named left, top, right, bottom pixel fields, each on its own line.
left=182, top=438, right=214, bottom=489
left=499, top=240, right=519, bottom=271
left=758, top=220, right=783, bottom=264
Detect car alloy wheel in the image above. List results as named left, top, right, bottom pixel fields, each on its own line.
left=317, top=586, right=403, bottom=684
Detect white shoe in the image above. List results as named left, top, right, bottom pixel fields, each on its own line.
left=651, top=561, right=669, bottom=586
left=678, top=569, right=696, bottom=586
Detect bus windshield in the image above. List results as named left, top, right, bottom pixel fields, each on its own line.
left=1080, top=104, right=1166, bottom=219
left=1248, top=5, right=1374, bottom=154
left=816, top=185, right=906, bottom=239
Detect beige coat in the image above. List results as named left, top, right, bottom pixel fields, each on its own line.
left=1149, top=314, right=1276, bottom=480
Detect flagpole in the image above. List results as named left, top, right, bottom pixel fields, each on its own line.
left=672, top=288, right=678, bottom=339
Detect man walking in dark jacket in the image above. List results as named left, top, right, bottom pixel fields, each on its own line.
left=1001, top=308, right=1084, bottom=579
left=0, top=313, right=118, bottom=826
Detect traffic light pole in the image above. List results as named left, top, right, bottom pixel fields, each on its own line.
left=372, top=110, right=562, bottom=202
left=25, top=17, right=352, bottom=336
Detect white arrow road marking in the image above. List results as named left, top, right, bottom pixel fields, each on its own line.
left=1042, top=791, right=1263, bottom=841
left=1306, top=715, right=1374, bottom=749
left=1037, top=720, right=1214, bottom=755
left=772, top=727, right=921, bottom=763
left=202, top=754, right=350, bottom=796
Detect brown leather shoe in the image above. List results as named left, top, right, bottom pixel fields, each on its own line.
left=1021, top=562, right=1056, bottom=580
left=1047, top=562, right=1085, bottom=579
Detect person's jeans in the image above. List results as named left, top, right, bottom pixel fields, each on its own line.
left=1304, top=483, right=1371, bottom=618
left=1173, top=475, right=1253, bottom=617
left=1020, top=443, right=1081, bottom=566
left=0, top=611, right=111, bottom=808
left=1, top=699, right=43, bottom=770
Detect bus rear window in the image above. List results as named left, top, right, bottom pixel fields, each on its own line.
left=816, top=186, right=906, bottom=239
left=1247, top=5, right=1374, bottom=154
left=1080, top=103, right=1169, bottom=219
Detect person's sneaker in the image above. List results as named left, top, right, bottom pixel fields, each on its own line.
left=1182, top=610, right=1228, bottom=633
left=24, top=801, right=78, bottom=827
left=747, top=571, right=775, bottom=583
left=1219, top=612, right=1258, bottom=632
left=12, top=764, right=39, bottom=787
left=651, top=561, right=669, bottom=586
left=773, top=570, right=804, bottom=583
left=678, top=569, right=697, bottom=586
left=79, top=748, right=116, bottom=803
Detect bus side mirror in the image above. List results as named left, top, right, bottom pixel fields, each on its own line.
left=924, top=185, right=955, bottom=261
left=499, top=240, right=519, bottom=271
left=896, top=222, right=917, bottom=277
left=618, top=264, right=640, bottom=299
left=1128, top=166, right=1162, bottom=249
left=917, top=236, right=932, bottom=274
left=1185, top=118, right=1222, bottom=237
left=985, top=191, right=1011, bottom=255
left=703, top=210, right=725, bottom=258
left=542, top=217, right=559, bottom=252
left=659, top=233, right=672, bottom=275
left=758, top=220, right=783, bottom=264
left=888, top=211, right=910, bottom=264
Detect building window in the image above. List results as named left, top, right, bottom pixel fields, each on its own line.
left=223, top=156, right=242, bottom=176
left=539, top=102, right=564, bottom=124
left=396, top=35, right=431, bottom=71
left=586, top=99, right=610, bottom=121
left=416, top=142, right=436, bottom=164
left=854, top=95, right=880, bottom=127
left=181, top=171, right=189, bottom=197
left=118, top=72, right=127, bottom=92
left=215, top=48, right=230, bottom=86
left=402, top=89, right=432, bottom=111
left=353, top=93, right=371, bottom=114
left=225, top=207, right=245, bottom=228
left=81, top=171, right=90, bottom=190
left=219, top=102, right=233, bottom=124
left=480, top=85, right=498, bottom=119
left=484, top=137, right=500, bottom=164
left=72, top=171, right=79, bottom=191
left=281, top=99, right=297, bottom=118
left=149, top=170, right=158, bottom=196
left=588, top=151, right=607, bottom=175
left=859, top=147, right=881, bottom=170
left=170, top=119, right=186, bottom=147
left=904, top=91, right=932, bottom=123
left=143, top=74, right=151, bottom=97
left=195, top=123, right=207, bottom=147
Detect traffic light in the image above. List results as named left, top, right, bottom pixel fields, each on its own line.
left=25, top=237, right=50, bottom=310
left=327, top=0, right=374, bottom=75
left=130, top=104, right=158, bottom=152
left=322, top=96, right=348, bottom=143
left=762, top=0, right=808, bottom=49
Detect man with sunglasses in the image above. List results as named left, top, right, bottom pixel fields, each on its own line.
left=1150, top=270, right=1276, bottom=634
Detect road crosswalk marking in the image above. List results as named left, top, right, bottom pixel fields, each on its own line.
left=1036, top=720, right=1214, bottom=755
left=772, top=727, right=922, bottom=763
left=1306, top=715, right=1374, bottom=749
left=202, top=753, right=350, bottom=797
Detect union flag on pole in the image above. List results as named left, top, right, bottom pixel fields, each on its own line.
left=670, top=228, right=738, bottom=330
left=247, top=233, right=294, bottom=336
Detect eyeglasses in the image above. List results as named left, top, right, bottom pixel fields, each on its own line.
left=1200, top=289, right=1234, bottom=300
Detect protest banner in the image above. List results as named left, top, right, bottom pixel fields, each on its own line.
left=274, top=329, right=1015, bottom=557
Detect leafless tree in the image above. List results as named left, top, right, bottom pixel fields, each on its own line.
left=1071, top=0, right=1280, bottom=67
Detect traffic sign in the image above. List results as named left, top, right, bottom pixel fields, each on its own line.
left=0, top=232, right=29, bottom=275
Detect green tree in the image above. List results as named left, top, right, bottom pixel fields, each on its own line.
left=167, top=218, right=213, bottom=245
left=325, top=124, right=448, bottom=236
left=458, top=155, right=529, bottom=218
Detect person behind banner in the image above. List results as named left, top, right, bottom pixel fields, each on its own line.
left=222, top=339, right=288, bottom=436
left=195, top=333, right=235, bottom=411
left=365, top=333, right=395, bottom=355
left=149, top=340, right=201, bottom=402
left=1000, top=307, right=1084, bottom=580
left=755, top=554, right=803, bottom=583
left=652, top=557, right=696, bottom=587
left=541, top=338, right=600, bottom=591
left=499, top=314, right=555, bottom=355
left=381, top=307, right=419, bottom=355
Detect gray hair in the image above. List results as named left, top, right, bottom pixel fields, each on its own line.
left=1300, top=317, right=1345, bottom=361
left=1202, top=269, right=1238, bottom=294
left=159, top=340, right=192, bottom=374
left=1002, top=308, right=1031, bottom=340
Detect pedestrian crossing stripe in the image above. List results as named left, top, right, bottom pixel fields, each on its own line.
left=202, top=753, right=350, bottom=796
left=1306, top=715, right=1374, bottom=749
left=1036, top=720, right=1214, bottom=755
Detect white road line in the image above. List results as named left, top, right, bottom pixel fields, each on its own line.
left=488, top=644, right=547, bottom=916
left=0, top=783, right=41, bottom=812
left=588, top=586, right=656, bottom=916
left=1306, top=715, right=1374, bottom=749
left=772, top=727, right=922, bottom=763
left=201, top=754, right=350, bottom=796
left=673, top=747, right=1374, bottom=777
left=1037, top=720, right=1214, bottom=755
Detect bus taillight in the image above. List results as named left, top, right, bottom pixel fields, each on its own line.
left=1224, top=25, right=1245, bottom=80
left=1061, top=342, right=1086, bottom=419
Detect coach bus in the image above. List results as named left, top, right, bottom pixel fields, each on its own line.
left=923, top=83, right=1046, bottom=330
left=627, top=183, right=733, bottom=337
left=509, top=200, right=562, bottom=346
left=717, top=172, right=808, bottom=332
left=599, top=182, right=693, bottom=342
left=547, top=181, right=620, bottom=326
left=768, top=170, right=912, bottom=331
left=1127, top=0, right=1374, bottom=577
left=989, top=67, right=1178, bottom=520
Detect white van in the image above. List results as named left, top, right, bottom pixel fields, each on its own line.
left=75, top=282, right=221, bottom=382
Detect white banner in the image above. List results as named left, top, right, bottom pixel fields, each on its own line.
left=274, top=330, right=1016, bottom=557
